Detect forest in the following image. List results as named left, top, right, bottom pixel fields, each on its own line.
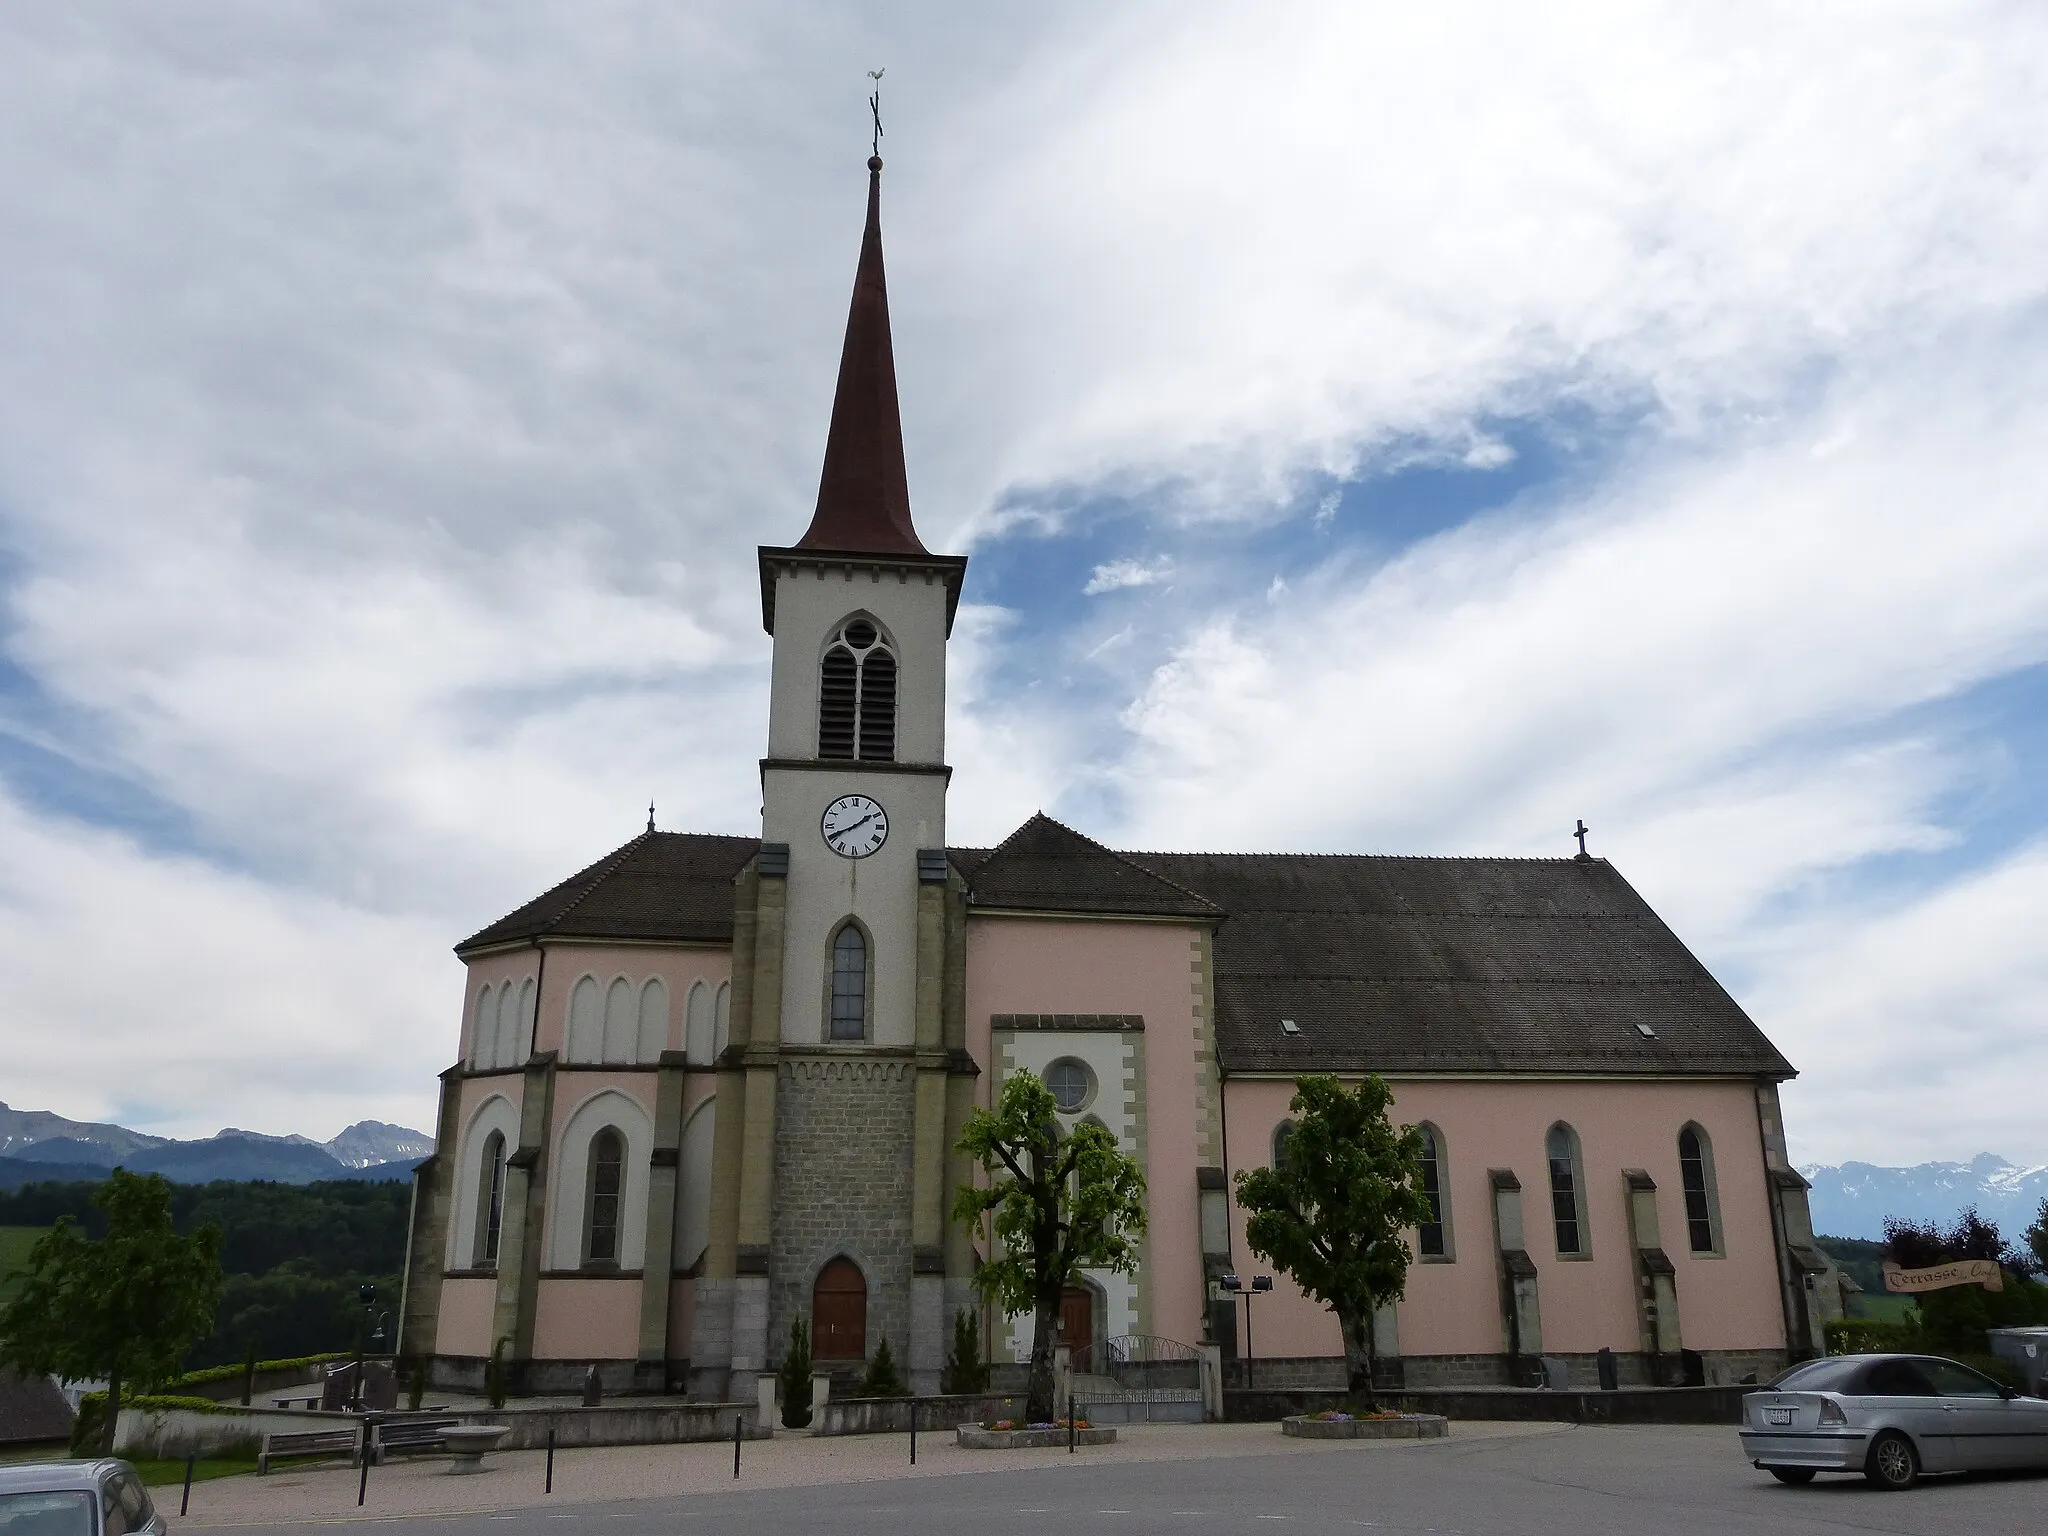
left=0, top=1178, right=410, bottom=1368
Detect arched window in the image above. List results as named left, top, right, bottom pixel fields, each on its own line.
left=1678, top=1124, right=1722, bottom=1254
left=1547, top=1123, right=1588, bottom=1257
left=584, top=1128, right=625, bottom=1265
left=1417, top=1123, right=1450, bottom=1259
left=470, top=989, right=494, bottom=1070
left=685, top=981, right=715, bottom=1064
left=813, top=1256, right=868, bottom=1359
left=1272, top=1119, right=1297, bottom=1173
left=829, top=923, right=867, bottom=1040
left=637, top=978, right=668, bottom=1062
left=568, top=976, right=603, bottom=1063
left=513, top=978, right=536, bottom=1065
left=714, top=982, right=731, bottom=1055
left=475, top=1130, right=506, bottom=1267
left=817, top=617, right=897, bottom=762
left=495, top=981, right=520, bottom=1069
left=602, top=977, right=635, bottom=1063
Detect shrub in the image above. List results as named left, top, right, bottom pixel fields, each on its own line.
left=486, top=1336, right=510, bottom=1409
left=941, top=1309, right=988, bottom=1395
left=777, top=1316, right=814, bottom=1429
left=1825, top=1318, right=1919, bottom=1355
left=168, top=1351, right=351, bottom=1392
left=853, top=1336, right=907, bottom=1398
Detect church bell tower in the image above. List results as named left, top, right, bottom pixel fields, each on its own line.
left=688, top=155, right=976, bottom=1401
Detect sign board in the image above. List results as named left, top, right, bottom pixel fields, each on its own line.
left=1881, top=1259, right=2004, bottom=1294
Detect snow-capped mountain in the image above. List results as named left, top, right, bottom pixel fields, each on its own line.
left=1800, top=1154, right=2048, bottom=1242
left=324, top=1120, right=434, bottom=1168
left=0, top=1102, right=431, bottom=1186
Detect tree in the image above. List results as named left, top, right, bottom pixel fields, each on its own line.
left=854, top=1335, right=906, bottom=1398
left=2027, top=1199, right=2048, bottom=1276
left=952, top=1071, right=1147, bottom=1422
left=941, top=1307, right=988, bottom=1396
left=777, top=1315, right=814, bottom=1427
left=1233, top=1075, right=1431, bottom=1410
left=0, top=1169, right=224, bottom=1453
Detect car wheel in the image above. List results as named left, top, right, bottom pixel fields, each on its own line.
left=1865, top=1430, right=1920, bottom=1491
left=1767, top=1467, right=1817, bottom=1485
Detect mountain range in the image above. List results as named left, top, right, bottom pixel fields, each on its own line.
left=0, top=1102, right=431, bottom=1188
left=1800, top=1154, right=2048, bottom=1244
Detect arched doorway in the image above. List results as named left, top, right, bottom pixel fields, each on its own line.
left=1060, top=1285, right=1095, bottom=1369
left=813, top=1257, right=867, bottom=1360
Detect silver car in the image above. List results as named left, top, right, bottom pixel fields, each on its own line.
left=0, top=1461, right=166, bottom=1536
left=1740, top=1352, right=2048, bottom=1489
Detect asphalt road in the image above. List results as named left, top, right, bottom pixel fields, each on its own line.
left=222, top=1426, right=2045, bottom=1536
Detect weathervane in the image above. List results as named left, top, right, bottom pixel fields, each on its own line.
left=868, top=68, right=885, bottom=159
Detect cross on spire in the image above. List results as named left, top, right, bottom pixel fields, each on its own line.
left=868, top=69, right=884, bottom=159
left=647, top=801, right=657, bottom=834
left=1573, top=818, right=1591, bottom=860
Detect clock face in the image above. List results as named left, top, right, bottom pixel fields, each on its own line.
left=821, top=794, right=889, bottom=859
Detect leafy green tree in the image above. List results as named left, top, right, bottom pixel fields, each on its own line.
left=777, top=1315, right=814, bottom=1427
left=941, top=1307, right=988, bottom=1395
left=2027, top=1198, right=2048, bottom=1276
left=1233, top=1075, right=1431, bottom=1410
left=952, top=1071, right=1147, bottom=1422
left=0, top=1169, right=224, bottom=1453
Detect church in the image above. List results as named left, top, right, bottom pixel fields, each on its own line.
left=397, top=155, right=1830, bottom=1402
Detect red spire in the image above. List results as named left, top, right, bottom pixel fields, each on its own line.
left=795, top=157, right=927, bottom=556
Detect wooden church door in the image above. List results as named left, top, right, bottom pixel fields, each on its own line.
left=1060, top=1285, right=1095, bottom=1367
left=813, top=1257, right=868, bottom=1359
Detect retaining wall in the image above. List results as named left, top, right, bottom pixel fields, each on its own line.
left=114, top=1401, right=767, bottom=1460
left=1225, top=1385, right=1748, bottom=1425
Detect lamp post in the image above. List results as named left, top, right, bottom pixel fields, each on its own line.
left=352, top=1283, right=377, bottom=1410
left=1218, top=1274, right=1273, bottom=1390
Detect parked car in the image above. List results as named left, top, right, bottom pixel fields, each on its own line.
left=0, top=1460, right=165, bottom=1536
left=1740, top=1353, right=2048, bottom=1490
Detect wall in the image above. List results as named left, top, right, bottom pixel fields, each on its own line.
left=1220, top=1077, right=1785, bottom=1364
left=965, top=916, right=1213, bottom=1350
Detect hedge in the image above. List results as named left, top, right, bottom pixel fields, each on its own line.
left=168, top=1352, right=351, bottom=1391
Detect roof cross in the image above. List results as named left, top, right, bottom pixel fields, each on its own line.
left=1573, top=818, right=1591, bottom=860
left=868, top=69, right=885, bottom=159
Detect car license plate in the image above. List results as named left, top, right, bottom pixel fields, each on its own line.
left=1766, top=1407, right=1793, bottom=1425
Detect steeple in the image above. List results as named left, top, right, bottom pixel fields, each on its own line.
left=794, top=156, right=927, bottom=557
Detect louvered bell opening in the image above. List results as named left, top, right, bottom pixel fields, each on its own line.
left=819, top=646, right=858, bottom=759
left=857, top=648, right=896, bottom=761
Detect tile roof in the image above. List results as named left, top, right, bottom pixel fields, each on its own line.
left=0, top=1370, right=74, bottom=1446
left=455, top=819, right=1791, bottom=1081
left=960, top=814, right=1221, bottom=919
left=456, top=832, right=760, bottom=952
left=1123, top=850, right=1793, bottom=1080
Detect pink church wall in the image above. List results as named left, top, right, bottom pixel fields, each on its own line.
left=1222, top=1077, right=1784, bottom=1360
left=434, top=1276, right=497, bottom=1359
left=531, top=1278, right=643, bottom=1358
left=966, top=915, right=1211, bottom=1345
left=455, top=943, right=732, bottom=1065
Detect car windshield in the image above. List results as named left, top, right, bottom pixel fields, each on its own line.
left=0, top=1491, right=95, bottom=1536
left=1764, top=1357, right=1867, bottom=1392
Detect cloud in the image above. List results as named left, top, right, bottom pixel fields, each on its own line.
left=0, top=1, right=2043, bottom=1164
left=1083, top=557, right=1173, bottom=595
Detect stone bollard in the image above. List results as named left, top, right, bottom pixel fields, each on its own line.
left=756, top=1373, right=775, bottom=1429
left=809, top=1371, right=831, bottom=1432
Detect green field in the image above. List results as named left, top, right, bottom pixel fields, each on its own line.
left=0, top=1225, right=47, bottom=1304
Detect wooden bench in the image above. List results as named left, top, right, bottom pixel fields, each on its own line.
left=256, top=1427, right=363, bottom=1475
left=371, top=1418, right=465, bottom=1463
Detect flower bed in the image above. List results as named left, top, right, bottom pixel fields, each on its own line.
left=957, top=1419, right=1117, bottom=1450
left=1281, top=1412, right=1449, bottom=1440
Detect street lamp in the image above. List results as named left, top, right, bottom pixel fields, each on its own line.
left=351, top=1284, right=377, bottom=1410
left=1218, top=1274, right=1274, bottom=1389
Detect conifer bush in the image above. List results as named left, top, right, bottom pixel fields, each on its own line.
left=854, top=1335, right=907, bottom=1398
left=778, top=1316, right=814, bottom=1428
left=941, top=1308, right=988, bottom=1395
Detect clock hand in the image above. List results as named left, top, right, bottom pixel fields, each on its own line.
left=838, top=812, right=879, bottom=835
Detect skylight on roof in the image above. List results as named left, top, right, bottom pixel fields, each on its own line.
left=1634, top=1021, right=1657, bottom=1039
left=1279, top=1018, right=1300, bottom=1035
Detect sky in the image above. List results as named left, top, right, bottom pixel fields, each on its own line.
left=1, top=1, right=2045, bottom=1167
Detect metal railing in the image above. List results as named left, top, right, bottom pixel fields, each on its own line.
left=1070, top=1335, right=1203, bottom=1398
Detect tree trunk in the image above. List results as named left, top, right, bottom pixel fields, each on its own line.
left=1024, top=1294, right=1061, bottom=1423
left=101, top=1369, right=122, bottom=1457
left=1340, top=1314, right=1377, bottom=1413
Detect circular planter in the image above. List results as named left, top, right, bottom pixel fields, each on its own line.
left=956, top=1424, right=1118, bottom=1449
left=441, top=1423, right=512, bottom=1473
left=1281, top=1414, right=1449, bottom=1440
